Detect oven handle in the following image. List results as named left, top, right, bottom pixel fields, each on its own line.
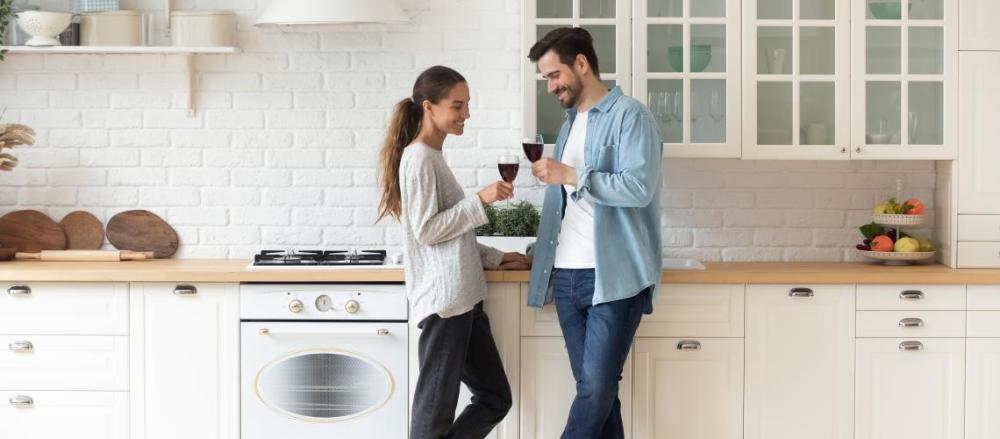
left=258, top=328, right=391, bottom=336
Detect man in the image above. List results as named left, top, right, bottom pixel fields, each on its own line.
left=526, top=27, right=663, bottom=439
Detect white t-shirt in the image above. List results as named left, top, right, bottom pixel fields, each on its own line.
left=554, top=111, right=595, bottom=269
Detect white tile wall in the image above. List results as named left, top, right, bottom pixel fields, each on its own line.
left=0, top=0, right=938, bottom=261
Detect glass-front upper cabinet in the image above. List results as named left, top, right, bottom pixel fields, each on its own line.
left=851, top=0, right=957, bottom=159
left=743, top=0, right=850, bottom=159
left=636, top=0, right=742, bottom=158
left=525, top=0, right=632, bottom=144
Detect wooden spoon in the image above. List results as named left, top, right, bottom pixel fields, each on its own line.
left=106, top=210, right=179, bottom=258
left=0, top=210, right=67, bottom=252
left=59, top=211, right=104, bottom=250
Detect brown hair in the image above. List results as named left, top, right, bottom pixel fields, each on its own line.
left=376, top=65, right=467, bottom=222
left=528, top=27, right=600, bottom=77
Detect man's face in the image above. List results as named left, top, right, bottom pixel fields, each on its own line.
left=537, top=50, right=585, bottom=109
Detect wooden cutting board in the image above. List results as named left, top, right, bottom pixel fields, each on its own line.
left=59, top=211, right=104, bottom=250
left=0, top=210, right=67, bottom=253
left=106, top=210, right=179, bottom=258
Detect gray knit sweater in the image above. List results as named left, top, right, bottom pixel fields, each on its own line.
left=399, top=143, right=504, bottom=323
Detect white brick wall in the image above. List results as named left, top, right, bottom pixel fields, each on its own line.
left=0, top=0, right=939, bottom=261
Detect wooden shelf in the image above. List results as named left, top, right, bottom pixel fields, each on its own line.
left=0, top=45, right=239, bottom=54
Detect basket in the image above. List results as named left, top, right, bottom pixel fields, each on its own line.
left=872, top=213, right=924, bottom=226
left=857, top=250, right=936, bottom=265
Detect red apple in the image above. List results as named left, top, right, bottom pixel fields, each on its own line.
left=904, top=198, right=925, bottom=215
left=871, top=235, right=894, bottom=252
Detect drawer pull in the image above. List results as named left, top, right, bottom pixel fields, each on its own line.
left=173, top=285, right=198, bottom=295
left=6, top=285, right=31, bottom=296
left=676, top=340, right=702, bottom=351
left=899, top=341, right=924, bottom=351
left=789, top=287, right=814, bottom=297
left=898, top=318, right=924, bottom=328
left=8, top=341, right=33, bottom=352
left=899, top=290, right=924, bottom=300
left=8, top=395, right=33, bottom=407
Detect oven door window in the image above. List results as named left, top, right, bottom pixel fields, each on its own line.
left=256, top=350, right=394, bottom=421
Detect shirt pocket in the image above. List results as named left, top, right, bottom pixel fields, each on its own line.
left=596, top=143, right=617, bottom=171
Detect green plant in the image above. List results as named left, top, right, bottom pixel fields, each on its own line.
left=475, top=201, right=540, bottom=237
left=0, top=0, right=12, bottom=62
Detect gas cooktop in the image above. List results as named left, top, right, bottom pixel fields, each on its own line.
left=248, top=249, right=401, bottom=270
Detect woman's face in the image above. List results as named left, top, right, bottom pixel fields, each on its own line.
left=424, top=82, right=471, bottom=136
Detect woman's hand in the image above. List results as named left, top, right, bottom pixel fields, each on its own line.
left=477, top=181, right=514, bottom=204
left=499, top=252, right=532, bottom=270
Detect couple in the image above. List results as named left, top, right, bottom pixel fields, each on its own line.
left=376, top=27, right=663, bottom=439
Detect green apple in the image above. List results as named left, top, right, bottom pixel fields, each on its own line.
left=918, top=238, right=935, bottom=252
left=894, top=237, right=920, bottom=253
left=873, top=203, right=890, bottom=214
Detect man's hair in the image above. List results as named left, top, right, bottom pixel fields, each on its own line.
left=528, top=27, right=600, bottom=77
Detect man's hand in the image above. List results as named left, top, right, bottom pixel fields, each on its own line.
left=499, top=253, right=532, bottom=270
left=531, top=158, right=577, bottom=186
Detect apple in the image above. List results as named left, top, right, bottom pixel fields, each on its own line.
left=894, top=237, right=920, bottom=253
left=904, top=198, right=925, bottom=215
left=873, top=203, right=890, bottom=214
left=918, top=238, right=935, bottom=252
left=871, top=235, right=894, bottom=252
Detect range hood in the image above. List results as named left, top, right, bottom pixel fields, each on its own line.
left=255, top=0, right=409, bottom=26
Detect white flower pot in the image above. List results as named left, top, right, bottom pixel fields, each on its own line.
left=476, top=236, right=536, bottom=254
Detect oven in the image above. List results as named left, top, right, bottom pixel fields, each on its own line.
left=240, top=283, right=408, bottom=438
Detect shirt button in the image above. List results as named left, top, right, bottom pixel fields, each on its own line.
left=543, top=270, right=548, bottom=274
left=549, top=241, right=554, bottom=245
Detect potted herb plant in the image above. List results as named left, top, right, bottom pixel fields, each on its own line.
left=0, top=0, right=12, bottom=61
left=475, top=200, right=540, bottom=253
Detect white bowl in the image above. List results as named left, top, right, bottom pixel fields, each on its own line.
left=16, top=11, right=73, bottom=47
left=866, top=133, right=891, bottom=144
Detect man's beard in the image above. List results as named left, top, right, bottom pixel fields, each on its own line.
left=555, top=77, right=583, bottom=109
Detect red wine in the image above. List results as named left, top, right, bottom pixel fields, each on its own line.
left=498, top=163, right=519, bottom=182
left=522, top=142, right=543, bottom=162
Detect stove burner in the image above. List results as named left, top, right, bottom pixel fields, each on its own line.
left=253, top=249, right=387, bottom=266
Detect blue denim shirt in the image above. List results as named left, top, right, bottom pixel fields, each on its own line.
left=527, top=86, right=663, bottom=313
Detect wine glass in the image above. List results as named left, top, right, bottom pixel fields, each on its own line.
left=522, top=134, right=544, bottom=187
left=671, top=90, right=683, bottom=124
left=497, top=154, right=519, bottom=206
left=710, top=89, right=725, bottom=123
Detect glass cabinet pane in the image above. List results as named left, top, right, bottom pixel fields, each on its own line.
left=583, top=25, right=616, bottom=74
left=866, top=27, right=901, bottom=74
left=909, top=81, right=943, bottom=145
left=537, top=0, right=572, bottom=18
left=909, top=27, right=943, bottom=74
left=648, top=0, right=682, bottom=17
left=800, top=27, right=835, bottom=75
left=865, top=81, right=901, bottom=144
left=757, top=81, right=793, bottom=144
left=537, top=24, right=560, bottom=42
left=866, top=0, right=903, bottom=20
left=800, top=82, right=835, bottom=145
left=758, top=27, right=793, bottom=75
left=581, top=0, right=615, bottom=18
left=691, top=25, right=725, bottom=73
left=648, top=79, right=683, bottom=143
left=648, top=25, right=684, bottom=73
left=800, top=0, right=834, bottom=19
left=691, top=79, right=726, bottom=143
left=536, top=80, right=565, bottom=143
left=758, top=0, right=792, bottom=19
left=257, top=353, right=391, bottom=420
left=691, top=0, right=726, bottom=17
left=909, top=0, right=943, bottom=20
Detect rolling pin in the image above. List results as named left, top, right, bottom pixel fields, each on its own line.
left=15, top=250, right=156, bottom=261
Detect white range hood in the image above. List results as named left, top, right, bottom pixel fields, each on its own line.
left=255, top=0, right=409, bottom=26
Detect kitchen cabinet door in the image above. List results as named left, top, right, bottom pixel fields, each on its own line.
left=0, top=391, right=128, bottom=439
left=130, top=283, right=239, bottom=439
left=966, top=338, right=1000, bottom=439
left=633, top=337, right=743, bottom=439
left=855, top=338, right=965, bottom=439
left=958, top=52, right=1000, bottom=214
left=745, top=284, right=855, bottom=439
left=959, top=0, right=1000, bottom=50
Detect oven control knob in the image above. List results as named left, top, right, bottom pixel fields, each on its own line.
left=345, top=300, right=360, bottom=314
left=288, top=299, right=304, bottom=314
left=315, top=295, right=332, bottom=312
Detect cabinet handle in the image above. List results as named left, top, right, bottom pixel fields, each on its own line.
left=173, top=285, right=198, bottom=295
left=676, top=340, right=702, bottom=351
left=6, top=285, right=31, bottom=296
left=789, top=287, right=814, bottom=297
left=898, top=341, right=924, bottom=351
left=898, top=318, right=924, bottom=328
left=8, top=341, right=33, bottom=352
left=899, top=290, right=924, bottom=300
left=841, top=147, right=847, bottom=154
left=8, top=395, right=33, bottom=407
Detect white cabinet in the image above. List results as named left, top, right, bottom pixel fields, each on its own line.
left=632, top=337, right=743, bottom=439
left=855, top=338, right=965, bottom=439
left=966, top=338, right=1000, bottom=439
left=0, top=282, right=128, bottom=335
left=0, top=391, right=128, bottom=439
left=745, top=284, right=855, bottom=439
left=0, top=335, right=129, bottom=391
left=520, top=337, right=632, bottom=439
left=959, top=0, right=1000, bottom=50
left=958, top=52, right=1000, bottom=214
left=130, top=283, right=239, bottom=439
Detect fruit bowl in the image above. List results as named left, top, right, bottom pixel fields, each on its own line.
left=668, top=45, right=712, bottom=72
left=16, top=11, right=72, bottom=47
left=872, top=213, right=924, bottom=226
left=868, top=1, right=912, bottom=19
left=858, top=249, right=936, bottom=265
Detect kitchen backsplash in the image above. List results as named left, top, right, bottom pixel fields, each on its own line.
left=0, top=0, right=937, bottom=260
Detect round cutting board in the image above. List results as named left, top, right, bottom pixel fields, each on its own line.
left=0, top=210, right=67, bottom=253
left=106, top=210, right=179, bottom=258
left=59, top=211, right=105, bottom=250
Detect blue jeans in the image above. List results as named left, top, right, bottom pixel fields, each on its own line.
left=551, top=268, right=648, bottom=439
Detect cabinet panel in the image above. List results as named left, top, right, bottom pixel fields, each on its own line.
left=0, top=391, right=128, bottom=439
left=966, top=338, right=1000, bottom=439
left=855, top=310, right=965, bottom=338
left=968, top=285, right=1000, bottom=310
left=0, top=283, right=128, bottom=335
left=958, top=52, right=1000, bottom=213
left=856, top=284, right=965, bottom=310
left=959, top=0, right=1000, bottom=50
left=0, top=335, right=128, bottom=390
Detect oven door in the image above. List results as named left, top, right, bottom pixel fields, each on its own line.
left=241, top=321, right=408, bottom=439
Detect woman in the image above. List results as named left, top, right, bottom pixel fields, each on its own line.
left=376, top=65, right=529, bottom=439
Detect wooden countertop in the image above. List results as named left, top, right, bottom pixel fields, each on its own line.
left=0, top=260, right=999, bottom=284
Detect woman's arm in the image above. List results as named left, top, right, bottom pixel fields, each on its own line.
left=403, top=156, right=488, bottom=246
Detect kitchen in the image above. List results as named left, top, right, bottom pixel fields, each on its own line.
left=1, top=0, right=1000, bottom=438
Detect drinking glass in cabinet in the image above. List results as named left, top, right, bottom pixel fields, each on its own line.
left=580, top=0, right=615, bottom=18
left=648, top=80, right=683, bottom=143
left=648, top=0, right=682, bottom=17
left=908, top=81, right=943, bottom=145
left=758, top=27, right=792, bottom=74
left=866, top=82, right=901, bottom=144
left=692, top=79, right=726, bottom=144
left=537, top=0, right=571, bottom=18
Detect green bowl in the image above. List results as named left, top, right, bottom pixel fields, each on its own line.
left=868, top=1, right=912, bottom=19
left=668, top=45, right=712, bottom=72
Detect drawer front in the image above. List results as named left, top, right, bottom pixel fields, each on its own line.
left=637, top=284, right=744, bottom=337
left=0, top=283, right=128, bottom=335
left=958, top=242, right=1000, bottom=268
left=968, top=285, right=1000, bottom=310
left=0, top=336, right=128, bottom=391
left=968, top=311, right=1000, bottom=337
left=856, top=311, right=966, bottom=338
left=857, top=284, right=965, bottom=310
left=0, top=391, right=128, bottom=439
left=958, top=215, right=1000, bottom=241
